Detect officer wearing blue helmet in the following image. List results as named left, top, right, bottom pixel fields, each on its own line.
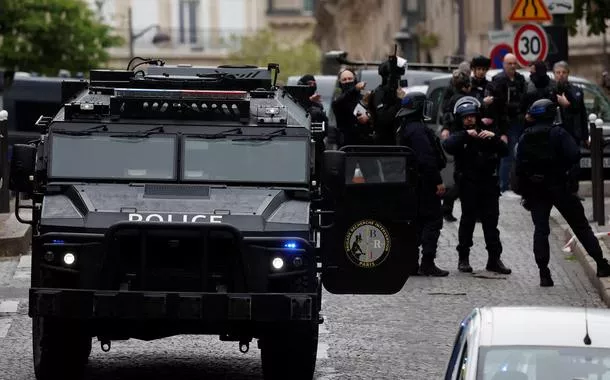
left=515, top=99, right=610, bottom=286
left=443, top=97, right=511, bottom=274
left=396, top=91, right=449, bottom=277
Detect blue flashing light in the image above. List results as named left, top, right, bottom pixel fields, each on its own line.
left=51, top=239, right=65, bottom=245
left=283, top=241, right=298, bottom=249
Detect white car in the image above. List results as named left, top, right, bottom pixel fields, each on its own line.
left=444, top=306, right=610, bottom=380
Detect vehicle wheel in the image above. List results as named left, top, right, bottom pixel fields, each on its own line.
left=260, top=322, right=319, bottom=380
left=33, top=317, right=91, bottom=380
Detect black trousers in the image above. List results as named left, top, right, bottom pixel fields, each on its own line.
left=442, top=183, right=459, bottom=215
left=528, top=186, right=604, bottom=269
left=414, top=190, right=443, bottom=264
left=456, top=179, right=502, bottom=259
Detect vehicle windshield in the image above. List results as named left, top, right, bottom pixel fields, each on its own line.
left=49, top=133, right=177, bottom=180
left=478, top=345, right=610, bottom=380
left=182, top=136, right=308, bottom=184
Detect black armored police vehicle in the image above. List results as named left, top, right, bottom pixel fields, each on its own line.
left=9, top=62, right=418, bottom=380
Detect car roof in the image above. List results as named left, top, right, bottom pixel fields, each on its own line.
left=476, top=306, right=610, bottom=348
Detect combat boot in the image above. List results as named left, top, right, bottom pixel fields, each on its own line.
left=596, top=259, right=610, bottom=277
left=486, top=257, right=512, bottom=274
left=458, top=257, right=473, bottom=273
left=539, top=267, right=554, bottom=287
left=419, top=261, right=449, bottom=277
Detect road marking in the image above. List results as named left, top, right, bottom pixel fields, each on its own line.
left=17, top=255, right=31, bottom=269
left=13, top=254, right=31, bottom=280
left=0, top=318, right=12, bottom=338
left=0, top=300, right=19, bottom=314
left=316, top=342, right=329, bottom=359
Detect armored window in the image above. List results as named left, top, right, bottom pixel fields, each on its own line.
left=49, top=133, right=177, bottom=180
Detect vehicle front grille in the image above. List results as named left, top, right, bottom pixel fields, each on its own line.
left=105, top=225, right=242, bottom=292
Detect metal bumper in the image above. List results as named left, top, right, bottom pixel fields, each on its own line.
left=29, top=288, right=316, bottom=321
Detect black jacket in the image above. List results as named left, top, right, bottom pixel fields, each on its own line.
left=397, top=117, right=443, bottom=189
left=368, top=84, right=402, bottom=145
left=515, top=123, right=580, bottom=178
left=492, top=71, right=527, bottom=132
left=443, top=123, right=509, bottom=183
left=552, top=81, right=588, bottom=144
left=331, top=86, right=373, bottom=146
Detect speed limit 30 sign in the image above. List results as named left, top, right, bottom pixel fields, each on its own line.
left=513, top=23, right=549, bottom=67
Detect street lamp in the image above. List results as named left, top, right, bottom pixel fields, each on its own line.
left=127, top=6, right=171, bottom=59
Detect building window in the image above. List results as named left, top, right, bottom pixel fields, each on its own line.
left=303, top=0, right=314, bottom=13
left=179, top=0, right=199, bottom=44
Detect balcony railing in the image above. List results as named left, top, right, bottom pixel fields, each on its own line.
left=113, top=27, right=258, bottom=53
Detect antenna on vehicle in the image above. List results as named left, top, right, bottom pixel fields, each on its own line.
left=583, top=286, right=592, bottom=345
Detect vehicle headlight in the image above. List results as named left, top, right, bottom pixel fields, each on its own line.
left=62, top=252, right=76, bottom=266
left=271, top=257, right=284, bottom=270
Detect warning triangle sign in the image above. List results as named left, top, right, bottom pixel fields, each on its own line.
left=509, top=0, right=553, bottom=22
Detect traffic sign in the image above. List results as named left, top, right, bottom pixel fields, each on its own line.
left=544, top=0, right=574, bottom=14
left=509, top=0, right=553, bottom=22
left=489, top=43, right=513, bottom=69
left=513, top=23, right=549, bottom=67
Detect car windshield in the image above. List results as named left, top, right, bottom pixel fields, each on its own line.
left=478, top=345, right=610, bottom=380
left=49, top=133, right=177, bottom=180
left=182, top=136, right=308, bottom=184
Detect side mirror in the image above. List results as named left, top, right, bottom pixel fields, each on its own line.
left=9, top=144, right=37, bottom=194
left=322, top=150, right=345, bottom=192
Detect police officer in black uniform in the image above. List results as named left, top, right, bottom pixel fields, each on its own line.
left=368, top=59, right=406, bottom=145
left=514, top=99, right=610, bottom=286
left=440, top=69, right=473, bottom=222
left=443, top=100, right=512, bottom=274
left=396, top=92, right=449, bottom=277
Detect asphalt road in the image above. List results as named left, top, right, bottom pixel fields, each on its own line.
left=0, top=194, right=604, bottom=380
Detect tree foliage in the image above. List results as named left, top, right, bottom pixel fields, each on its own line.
left=0, top=0, right=123, bottom=75
left=566, top=0, right=609, bottom=36
left=225, top=28, right=321, bottom=84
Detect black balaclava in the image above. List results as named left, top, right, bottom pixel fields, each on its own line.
left=339, top=70, right=357, bottom=92
left=530, top=61, right=550, bottom=89
left=298, top=74, right=317, bottom=91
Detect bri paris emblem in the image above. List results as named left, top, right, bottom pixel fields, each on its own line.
left=344, top=219, right=391, bottom=268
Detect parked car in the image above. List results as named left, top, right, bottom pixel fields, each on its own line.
left=445, top=306, right=610, bottom=380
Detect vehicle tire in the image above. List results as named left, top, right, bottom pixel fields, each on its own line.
left=260, top=322, right=319, bottom=380
left=33, top=317, right=91, bottom=380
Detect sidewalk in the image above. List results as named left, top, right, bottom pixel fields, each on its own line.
left=0, top=197, right=31, bottom=258
left=551, top=197, right=610, bottom=306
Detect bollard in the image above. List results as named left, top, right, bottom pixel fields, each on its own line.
left=589, top=114, right=600, bottom=222
left=592, top=117, right=605, bottom=226
left=0, top=110, right=8, bottom=213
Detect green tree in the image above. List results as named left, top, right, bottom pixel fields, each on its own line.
left=0, top=0, right=123, bottom=75
left=566, top=0, right=609, bottom=36
left=225, top=28, right=321, bottom=84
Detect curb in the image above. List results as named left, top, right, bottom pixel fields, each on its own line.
left=555, top=218, right=610, bottom=307
left=0, top=212, right=31, bottom=258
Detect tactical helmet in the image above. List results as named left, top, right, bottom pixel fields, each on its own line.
left=528, top=99, right=557, bottom=122
left=378, top=59, right=406, bottom=78
left=396, top=91, right=431, bottom=120
left=455, top=102, right=480, bottom=119
left=471, top=55, right=491, bottom=69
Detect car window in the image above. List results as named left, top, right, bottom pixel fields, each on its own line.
left=573, top=82, right=610, bottom=121
left=428, top=87, right=446, bottom=125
